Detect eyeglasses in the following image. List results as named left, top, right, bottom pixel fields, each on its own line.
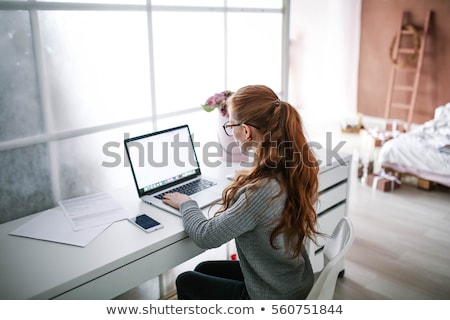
left=222, top=121, right=260, bottom=137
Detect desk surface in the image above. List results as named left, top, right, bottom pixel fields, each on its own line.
left=0, top=160, right=242, bottom=300
left=0, top=151, right=351, bottom=300
left=0, top=186, right=193, bottom=299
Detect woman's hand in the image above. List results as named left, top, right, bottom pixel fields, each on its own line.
left=162, top=192, right=192, bottom=210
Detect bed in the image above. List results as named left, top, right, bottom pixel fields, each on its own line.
left=378, top=102, right=450, bottom=188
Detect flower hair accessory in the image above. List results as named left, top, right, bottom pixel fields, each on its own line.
left=201, top=90, right=234, bottom=117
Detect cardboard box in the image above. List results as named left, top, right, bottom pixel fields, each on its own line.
left=385, top=120, right=406, bottom=133
left=373, top=137, right=383, bottom=147
left=366, top=173, right=401, bottom=192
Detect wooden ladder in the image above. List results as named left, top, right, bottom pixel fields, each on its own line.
left=384, top=10, right=431, bottom=131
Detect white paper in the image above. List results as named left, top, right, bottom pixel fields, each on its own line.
left=9, top=207, right=110, bottom=247
left=59, top=192, right=128, bottom=231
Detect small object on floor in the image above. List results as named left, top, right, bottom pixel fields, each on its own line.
left=366, top=171, right=401, bottom=192
left=417, top=178, right=436, bottom=190
left=367, top=160, right=374, bottom=175
left=357, top=161, right=364, bottom=179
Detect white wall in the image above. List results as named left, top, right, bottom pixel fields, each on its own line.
left=289, top=0, right=362, bottom=127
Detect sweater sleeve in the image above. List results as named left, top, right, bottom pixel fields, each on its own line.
left=179, top=180, right=283, bottom=249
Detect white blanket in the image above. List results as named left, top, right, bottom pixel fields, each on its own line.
left=378, top=103, right=450, bottom=177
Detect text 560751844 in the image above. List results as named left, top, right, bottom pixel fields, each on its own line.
left=270, top=304, right=343, bottom=315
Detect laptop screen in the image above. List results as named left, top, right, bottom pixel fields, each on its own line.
left=124, top=125, right=201, bottom=196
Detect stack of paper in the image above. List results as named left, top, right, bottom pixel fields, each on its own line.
left=9, top=192, right=128, bottom=247
left=59, top=192, right=128, bottom=231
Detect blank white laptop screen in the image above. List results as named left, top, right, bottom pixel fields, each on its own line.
left=125, top=125, right=200, bottom=197
left=125, top=124, right=228, bottom=216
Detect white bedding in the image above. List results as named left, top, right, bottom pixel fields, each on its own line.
left=378, top=102, right=450, bottom=186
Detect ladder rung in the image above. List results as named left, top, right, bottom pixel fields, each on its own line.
left=394, top=85, right=414, bottom=91
left=392, top=103, right=411, bottom=110
left=398, top=48, right=416, bottom=54
left=401, top=29, right=415, bottom=35
left=398, top=67, right=417, bottom=72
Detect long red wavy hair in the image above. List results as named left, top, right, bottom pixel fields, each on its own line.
left=217, top=85, right=320, bottom=259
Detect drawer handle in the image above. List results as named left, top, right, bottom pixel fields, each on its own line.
left=318, top=179, right=347, bottom=195
left=317, top=199, right=346, bottom=217
left=314, top=246, right=325, bottom=255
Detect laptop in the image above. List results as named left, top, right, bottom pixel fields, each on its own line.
left=124, top=125, right=227, bottom=216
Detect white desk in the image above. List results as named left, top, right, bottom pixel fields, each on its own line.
left=0, top=185, right=205, bottom=299
left=0, top=151, right=351, bottom=299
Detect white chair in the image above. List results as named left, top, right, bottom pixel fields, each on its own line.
left=306, top=217, right=355, bottom=300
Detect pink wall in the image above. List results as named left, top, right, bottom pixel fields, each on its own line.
left=358, top=0, right=450, bottom=124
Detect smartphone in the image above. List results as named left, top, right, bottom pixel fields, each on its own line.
left=128, top=214, right=163, bottom=233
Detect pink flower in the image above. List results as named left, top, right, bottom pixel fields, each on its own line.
left=201, top=90, right=233, bottom=117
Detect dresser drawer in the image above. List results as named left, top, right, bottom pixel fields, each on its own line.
left=318, top=164, right=349, bottom=192
left=317, top=202, right=346, bottom=245
left=317, top=181, right=348, bottom=214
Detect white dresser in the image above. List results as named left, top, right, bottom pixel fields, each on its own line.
left=307, top=151, right=352, bottom=272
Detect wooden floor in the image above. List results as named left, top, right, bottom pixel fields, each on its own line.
left=334, top=173, right=450, bottom=299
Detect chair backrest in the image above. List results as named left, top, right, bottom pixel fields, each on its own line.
left=306, top=217, right=355, bottom=300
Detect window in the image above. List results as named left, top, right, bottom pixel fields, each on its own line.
left=0, top=0, right=287, bottom=223
left=39, top=10, right=152, bottom=131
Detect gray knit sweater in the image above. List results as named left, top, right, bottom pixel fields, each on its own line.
left=179, top=178, right=314, bottom=300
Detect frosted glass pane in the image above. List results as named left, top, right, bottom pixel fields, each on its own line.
left=157, top=110, right=217, bottom=145
left=0, top=11, right=44, bottom=141
left=227, top=0, right=283, bottom=9
left=57, top=122, right=156, bottom=200
left=150, top=0, right=281, bottom=8
left=227, top=13, right=282, bottom=93
left=152, top=11, right=225, bottom=115
left=151, top=0, right=223, bottom=6
left=156, top=110, right=223, bottom=170
left=39, top=11, right=152, bottom=132
left=0, top=144, right=53, bottom=223
left=38, top=0, right=145, bottom=3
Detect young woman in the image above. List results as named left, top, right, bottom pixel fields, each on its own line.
left=162, top=85, right=320, bottom=299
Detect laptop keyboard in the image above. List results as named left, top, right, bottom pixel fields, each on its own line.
left=155, top=179, right=217, bottom=199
